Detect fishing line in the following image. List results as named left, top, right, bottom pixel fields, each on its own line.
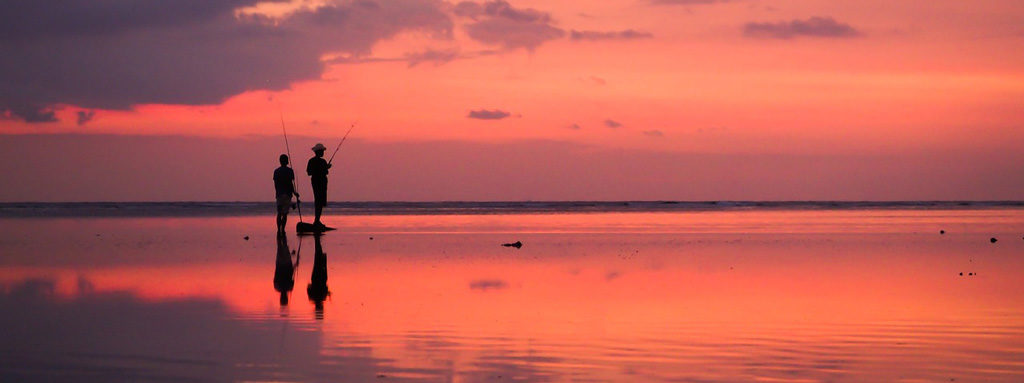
left=328, top=120, right=357, bottom=164
left=279, top=104, right=303, bottom=222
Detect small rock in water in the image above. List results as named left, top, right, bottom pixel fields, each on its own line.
left=939, top=230, right=945, bottom=234
left=959, top=272, right=963, bottom=276
left=990, top=237, right=997, bottom=243
left=369, top=236, right=374, bottom=240
left=969, top=272, right=974, bottom=276
left=502, top=241, right=523, bottom=249
left=244, top=236, right=250, bottom=241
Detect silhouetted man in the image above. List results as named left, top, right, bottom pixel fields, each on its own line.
left=273, top=232, right=298, bottom=306
left=307, top=234, right=330, bottom=320
left=306, top=143, right=331, bottom=228
left=274, top=154, right=299, bottom=233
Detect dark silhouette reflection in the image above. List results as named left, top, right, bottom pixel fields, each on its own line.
left=307, top=234, right=330, bottom=319
left=273, top=232, right=299, bottom=306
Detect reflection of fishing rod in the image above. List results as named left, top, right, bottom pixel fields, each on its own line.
left=328, top=120, right=357, bottom=164
left=279, top=107, right=303, bottom=221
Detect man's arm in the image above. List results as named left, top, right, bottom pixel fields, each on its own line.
left=290, top=170, right=300, bottom=197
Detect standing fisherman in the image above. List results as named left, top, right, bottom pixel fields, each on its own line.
left=274, top=154, right=300, bottom=233
left=307, top=143, right=331, bottom=228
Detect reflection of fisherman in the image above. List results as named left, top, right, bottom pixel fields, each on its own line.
left=274, top=232, right=299, bottom=306
left=307, top=234, right=330, bottom=319
left=306, top=143, right=332, bottom=228
left=274, top=154, right=300, bottom=233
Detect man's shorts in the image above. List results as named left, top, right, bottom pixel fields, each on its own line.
left=276, top=193, right=292, bottom=213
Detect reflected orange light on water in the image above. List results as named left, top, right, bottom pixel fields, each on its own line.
left=1, top=210, right=1023, bottom=381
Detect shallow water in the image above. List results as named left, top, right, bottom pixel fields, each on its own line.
left=1, top=209, right=1023, bottom=382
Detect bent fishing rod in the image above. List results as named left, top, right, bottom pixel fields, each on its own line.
left=328, top=120, right=357, bottom=164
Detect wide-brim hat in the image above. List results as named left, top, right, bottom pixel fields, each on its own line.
left=311, top=143, right=327, bottom=152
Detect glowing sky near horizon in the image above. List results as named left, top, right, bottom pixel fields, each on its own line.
left=0, top=0, right=1022, bottom=201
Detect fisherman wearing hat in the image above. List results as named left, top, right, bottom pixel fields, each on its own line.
left=307, top=143, right=332, bottom=228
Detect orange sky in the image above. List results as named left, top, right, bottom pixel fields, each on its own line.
left=0, top=0, right=1022, bottom=200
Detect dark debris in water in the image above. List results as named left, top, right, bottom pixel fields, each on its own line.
left=501, top=241, right=522, bottom=249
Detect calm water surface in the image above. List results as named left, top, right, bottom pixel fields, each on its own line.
left=1, top=209, right=1023, bottom=382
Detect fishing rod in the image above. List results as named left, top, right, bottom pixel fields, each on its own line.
left=328, top=120, right=357, bottom=164
left=279, top=107, right=303, bottom=221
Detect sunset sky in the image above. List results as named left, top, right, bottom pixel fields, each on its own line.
left=1, top=0, right=1022, bottom=201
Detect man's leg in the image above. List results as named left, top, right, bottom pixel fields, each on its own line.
left=276, top=203, right=286, bottom=231
left=313, top=183, right=326, bottom=225
left=276, top=195, right=289, bottom=231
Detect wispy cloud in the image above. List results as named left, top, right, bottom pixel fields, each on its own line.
left=469, top=279, right=509, bottom=291
left=468, top=109, right=512, bottom=120
left=744, top=17, right=861, bottom=39
left=643, top=130, right=665, bottom=138
left=650, top=0, right=734, bottom=5
left=570, top=29, right=653, bottom=41
left=329, top=49, right=499, bottom=67
left=405, top=48, right=460, bottom=67
left=604, top=119, right=623, bottom=128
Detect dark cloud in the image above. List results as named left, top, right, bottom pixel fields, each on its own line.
left=468, top=109, right=512, bottom=120
left=0, top=0, right=261, bottom=40
left=604, top=119, right=623, bottom=128
left=605, top=271, right=622, bottom=281
left=76, top=110, right=96, bottom=126
left=567, top=123, right=582, bottom=130
left=0, top=0, right=453, bottom=122
left=570, top=29, right=653, bottom=41
left=469, top=279, right=508, bottom=291
left=455, top=0, right=565, bottom=50
left=643, top=130, right=665, bottom=138
left=743, top=17, right=861, bottom=39
left=2, top=103, right=57, bottom=123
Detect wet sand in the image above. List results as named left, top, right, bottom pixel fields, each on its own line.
left=1, top=209, right=1023, bottom=382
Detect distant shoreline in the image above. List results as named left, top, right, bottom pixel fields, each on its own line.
left=1, top=201, right=1022, bottom=218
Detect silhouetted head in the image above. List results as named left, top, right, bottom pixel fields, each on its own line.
left=312, top=143, right=327, bottom=157
left=279, top=154, right=289, bottom=166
